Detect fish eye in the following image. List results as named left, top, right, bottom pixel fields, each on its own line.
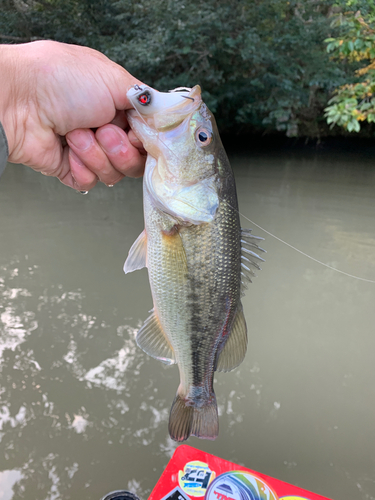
left=138, top=91, right=151, bottom=106
left=196, top=127, right=212, bottom=146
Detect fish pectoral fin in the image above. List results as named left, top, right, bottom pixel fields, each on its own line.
left=161, top=228, right=188, bottom=274
left=136, top=310, right=176, bottom=365
left=124, top=229, right=147, bottom=274
left=216, top=305, right=248, bottom=373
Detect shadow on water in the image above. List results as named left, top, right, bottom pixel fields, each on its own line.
left=0, top=145, right=375, bottom=500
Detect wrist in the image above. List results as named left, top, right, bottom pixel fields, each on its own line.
left=0, top=45, right=16, bottom=158
left=0, top=44, right=33, bottom=162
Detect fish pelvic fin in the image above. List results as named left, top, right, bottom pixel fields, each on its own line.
left=136, top=310, right=176, bottom=365
left=124, top=229, right=147, bottom=274
left=169, top=392, right=218, bottom=442
left=216, top=304, right=247, bottom=373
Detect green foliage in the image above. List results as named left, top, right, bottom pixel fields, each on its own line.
left=0, top=0, right=352, bottom=136
left=324, top=1, right=375, bottom=132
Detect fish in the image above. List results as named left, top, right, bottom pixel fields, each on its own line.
left=124, top=84, right=265, bottom=442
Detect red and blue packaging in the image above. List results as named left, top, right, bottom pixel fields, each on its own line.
left=149, top=445, right=332, bottom=500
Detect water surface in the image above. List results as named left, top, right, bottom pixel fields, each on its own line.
left=0, top=147, right=374, bottom=500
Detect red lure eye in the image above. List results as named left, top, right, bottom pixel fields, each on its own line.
left=138, top=91, right=151, bottom=106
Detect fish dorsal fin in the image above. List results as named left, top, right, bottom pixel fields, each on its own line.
left=136, top=310, right=176, bottom=365
left=124, top=229, right=147, bottom=274
left=240, top=228, right=266, bottom=294
left=216, top=305, right=247, bottom=372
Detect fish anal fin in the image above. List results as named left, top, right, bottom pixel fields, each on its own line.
left=136, top=310, right=176, bottom=365
left=216, top=306, right=247, bottom=373
left=124, top=229, right=147, bottom=274
left=169, top=392, right=218, bottom=442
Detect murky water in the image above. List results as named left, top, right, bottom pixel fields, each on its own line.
left=0, top=146, right=375, bottom=500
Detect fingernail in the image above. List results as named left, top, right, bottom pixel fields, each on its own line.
left=97, top=128, right=124, bottom=154
left=68, top=131, right=93, bottom=151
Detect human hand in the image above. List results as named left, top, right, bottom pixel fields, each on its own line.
left=0, top=41, right=146, bottom=190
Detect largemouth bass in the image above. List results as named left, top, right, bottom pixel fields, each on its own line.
left=124, top=84, right=264, bottom=441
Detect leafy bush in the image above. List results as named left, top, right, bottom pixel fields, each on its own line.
left=0, top=0, right=353, bottom=137
left=324, top=2, right=375, bottom=133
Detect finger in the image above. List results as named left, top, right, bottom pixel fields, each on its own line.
left=27, top=131, right=97, bottom=191
left=110, top=110, right=128, bottom=129
left=69, top=150, right=98, bottom=190
left=128, top=129, right=146, bottom=154
left=53, top=146, right=97, bottom=190
left=95, top=124, right=146, bottom=178
left=66, top=128, right=123, bottom=186
left=111, top=111, right=146, bottom=154
left=109, top=111, right=146, bottom=154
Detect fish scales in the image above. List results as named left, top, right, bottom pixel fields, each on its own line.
left=124, top=84, right=264, bottom=441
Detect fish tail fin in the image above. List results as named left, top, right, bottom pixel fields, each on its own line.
left=168, top=392, right=218, bottom=442
left=168, top=393, right=194, bottom=442
left=191, top=394, right=218, bottom=440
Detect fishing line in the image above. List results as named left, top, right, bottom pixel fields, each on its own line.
left=128, top=91, right=375, bottom=284
left=131, top=104, right=158, bottom=137
left=225, top=201, right=375, bottom=284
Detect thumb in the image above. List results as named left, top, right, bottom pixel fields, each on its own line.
left=103, top=63, right=144, bottom=111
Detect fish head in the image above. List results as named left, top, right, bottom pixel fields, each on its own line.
left=127, top=85, right=224, bottom=224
